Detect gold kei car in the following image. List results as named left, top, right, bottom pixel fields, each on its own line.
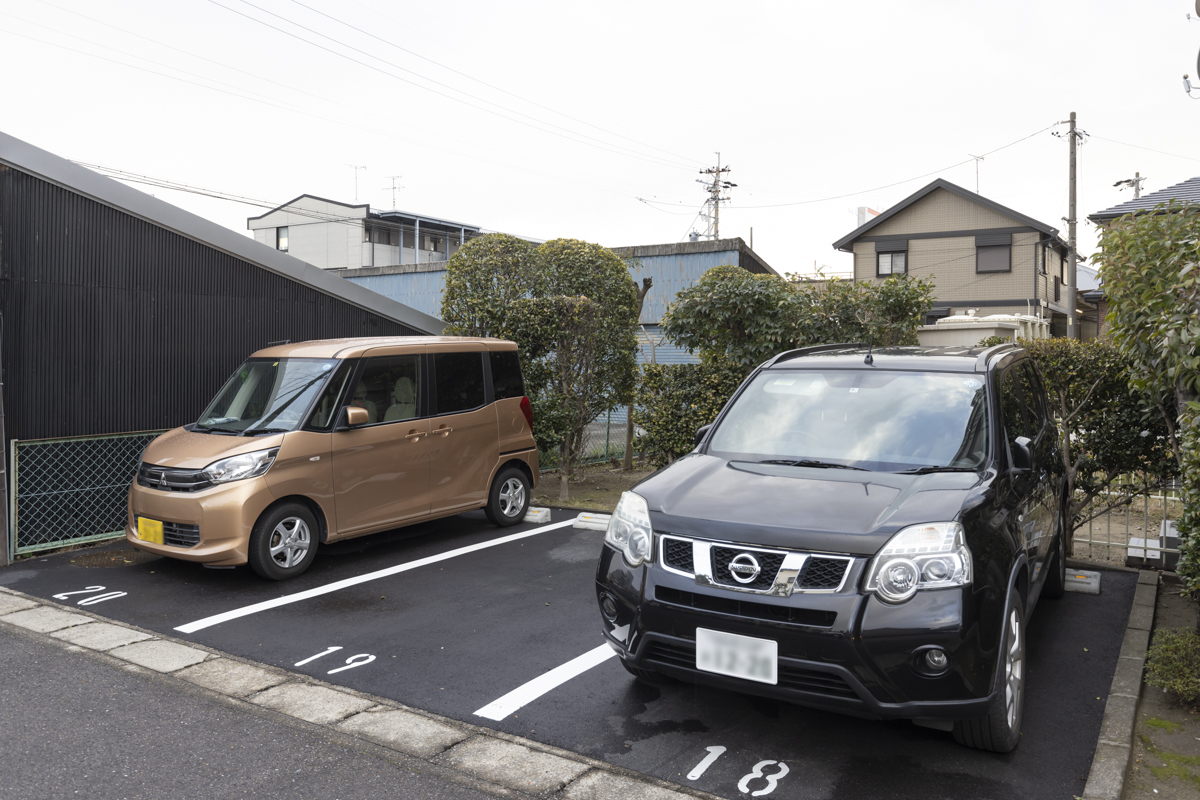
left=127, top=337, right=537, bottom=580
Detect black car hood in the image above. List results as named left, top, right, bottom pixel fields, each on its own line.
left=637, top=454, right=987, bottom=557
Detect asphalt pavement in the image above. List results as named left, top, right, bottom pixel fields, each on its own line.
left=1, top=508, right=1138, bottom=800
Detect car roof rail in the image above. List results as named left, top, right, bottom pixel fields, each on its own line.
left=974, top=342, right=1022, bottom=372
left=765, top=343, right=866, bottom=368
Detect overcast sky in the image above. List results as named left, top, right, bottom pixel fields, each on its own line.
left=2, top=0, right=1197, bottom=278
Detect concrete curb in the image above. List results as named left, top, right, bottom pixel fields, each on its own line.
left=1080, top=569, right=1158, bottom=800
left=0, top=585, right=722, bottom=800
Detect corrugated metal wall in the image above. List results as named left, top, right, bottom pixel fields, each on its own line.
left=628, top=250, right=740, bottom=323
left=344, top=269, right=448, bottom=319
left=0, top=166, right=419, bottom=441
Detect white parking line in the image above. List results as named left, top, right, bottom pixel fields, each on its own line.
left=473, top=644, right=617, bottom=721
left=175, top=519, right=576, bottom=634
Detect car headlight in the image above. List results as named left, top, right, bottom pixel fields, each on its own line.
left=201, top=448, right=279, bottom=484
left=865, top=522, right=972, bottom=603
left=606, top=491, right=654, bottom=568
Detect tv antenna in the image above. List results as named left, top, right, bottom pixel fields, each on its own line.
left=383, top=175, right=404, bottom=208
left=348, top=165, right=367, bottom=202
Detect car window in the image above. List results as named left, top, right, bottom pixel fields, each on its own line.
left=1020, top=363, right=1048, bottom=435
left=491, top=350, right=526, bottom=400
left=435, top=352, right=485, bottom=414
left=999, top=365, right=1035, bottom=452
left=708, top=370, right=989, bottom=470
left=305, top=360, right=354, bottom=431
left=353, top=354, right=423, bottom=425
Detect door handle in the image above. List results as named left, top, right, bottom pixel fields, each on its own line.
left=435, top=426, right=453, bottom=436
left=405, top=431, right=425, bottom=440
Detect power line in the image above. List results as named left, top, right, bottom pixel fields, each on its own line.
left=285, top=0, right=707, bottom=169
left=1089, top=135, right=1200, bottom=164
left=208, top=0, right=699, bottom=172
left=725, top=124, right=1061, bottom=210
left=0, top=25, right=689, bottom=202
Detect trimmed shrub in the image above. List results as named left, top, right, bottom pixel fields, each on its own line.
left=1145, top=628, right=1200, bottom=704
left=635, top=360, right=748, bottom=466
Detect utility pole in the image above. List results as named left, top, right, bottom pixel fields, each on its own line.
left=1114, top=172, right=1146, bottom=199
left=383, top=175, right=403, bottom=208
left=1067, top=112, right=1078, bottom=340
left=696, top=154, right=736, bottom=239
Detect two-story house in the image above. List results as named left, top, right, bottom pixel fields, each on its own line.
left=832, top=178, right=1084, bottom=336
left=247, top=194, right=483, bottom=270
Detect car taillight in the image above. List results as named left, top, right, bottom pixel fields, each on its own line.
left=519, top=396, right=533, bottom=431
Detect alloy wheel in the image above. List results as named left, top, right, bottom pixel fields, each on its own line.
left=269, top=517, right=311, bottom=569
left=499, top=478, right=526, bottom=518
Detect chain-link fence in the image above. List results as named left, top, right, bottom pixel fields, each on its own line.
left=10, top=431, right=164, bottom=556
left=539, top=411, right=634, bottom=472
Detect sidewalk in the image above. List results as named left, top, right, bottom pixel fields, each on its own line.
left=0, top=586, right=714, bottom=800
left=1123, top=574, right=1200, bottom=799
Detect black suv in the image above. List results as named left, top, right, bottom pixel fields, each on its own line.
left=596, top=344, right=1065, bottom=752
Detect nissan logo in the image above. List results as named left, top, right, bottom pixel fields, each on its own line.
left=728, top=553, right=761, bottom=584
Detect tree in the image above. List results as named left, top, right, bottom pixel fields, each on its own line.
left=659, top=266, right=935, bottom=368
left=507, top=239, right=639, bottom=501
left=635, top=360, right=747, bottom=466
left=440, top=233, right=537, bottom=336
left=1020, top=338, right=1177, bottom=554
left=1100, top=201, right=1200, bottom=593
left=623, top=275, right=652, bottom=471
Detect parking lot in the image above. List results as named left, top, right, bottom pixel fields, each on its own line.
left=3, top=509, right=1135, bottom=800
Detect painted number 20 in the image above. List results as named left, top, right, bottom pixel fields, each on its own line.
left=687, top=746, right=789, bottom=797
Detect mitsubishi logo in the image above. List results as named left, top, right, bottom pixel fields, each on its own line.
left=152, top=470, right=167, bottom=487
left=728, top=553, right=762, bottom=584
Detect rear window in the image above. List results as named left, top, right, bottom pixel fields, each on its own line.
left=435, top=352, right=486, bottom=414
left=491, top=350, right=526, bottom=400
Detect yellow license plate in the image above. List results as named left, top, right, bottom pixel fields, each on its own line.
left=137, top=517, right=163, bottom=545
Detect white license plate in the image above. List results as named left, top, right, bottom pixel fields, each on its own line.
left=695, top=628, right=778, bottom=685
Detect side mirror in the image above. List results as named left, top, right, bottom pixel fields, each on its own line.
left=694, top=424, right=713, bottom=448
left=345, top=407, right=369, bottom=427
left=1011, top=435, right=1033, bottom=472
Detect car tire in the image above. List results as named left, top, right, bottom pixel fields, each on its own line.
left=1042, top=527, right=1067, bottom=599
left=248, top=502, right=319, bottom=581
left=485, top=467, right=530, bottom=527
left=620, top=658, right=672, bottom=685
left=953, top=595, right=1026, bottom=753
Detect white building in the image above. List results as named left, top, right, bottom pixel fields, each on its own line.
left=248, top=195, right=482, bottom=270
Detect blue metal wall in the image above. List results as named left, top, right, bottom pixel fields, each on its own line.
left=345, top=269, right=448, bottom=319
left=340, top=249, right=743, bottom=326
left=628, top=250, right=740, bottom=324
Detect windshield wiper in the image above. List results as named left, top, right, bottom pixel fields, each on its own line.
left=895, top=465, right=980, bottom=475
left=196, top=425, right=243, bottom=435
left=242, top=427, right=290, bottom=436
left=759, top=459, right=868, bottom=471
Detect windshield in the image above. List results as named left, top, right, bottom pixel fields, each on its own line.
left=197, top=358, right=338, bottom=434
left=708, top=369, right=989, bottom=472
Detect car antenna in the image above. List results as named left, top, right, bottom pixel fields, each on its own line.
left=864, top=333, right=874, bottom=365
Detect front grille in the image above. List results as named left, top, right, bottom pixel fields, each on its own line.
left=712, top=546, right=784, bottom=591
left=137, top=462, right=212, bottom=493
left=643, top=640, right=857, bottom=698
left=656, top=586, right=836, bottom=628
left=797, top=557, right=850, bottom=590
left=163, top=521, right=200, bottom=548
left=663, top=538, right=693, bottom=572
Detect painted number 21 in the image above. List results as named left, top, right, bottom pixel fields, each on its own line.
left=687, top=746, right=789, bottom=797
left=294, top=646, right=376, bottom=675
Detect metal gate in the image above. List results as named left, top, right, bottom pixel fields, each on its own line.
left=10, top=430, right=165, bottom=556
